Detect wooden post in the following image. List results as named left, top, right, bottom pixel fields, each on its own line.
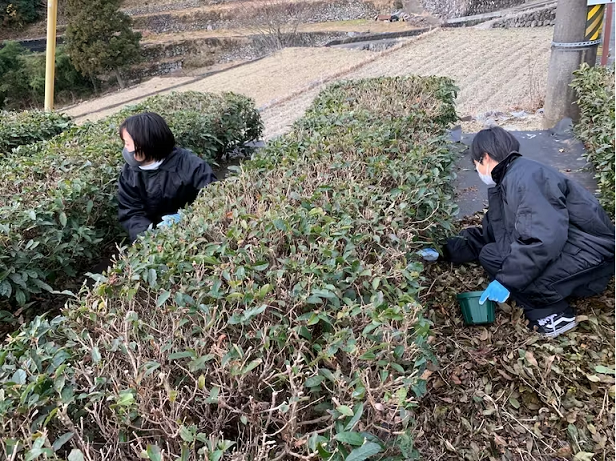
left=44, top=0, right=58, bottom=112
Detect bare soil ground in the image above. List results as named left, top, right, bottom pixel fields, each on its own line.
left=65, top=27, right=553, bottom=138
left=64, top=46, right=374, bottom=121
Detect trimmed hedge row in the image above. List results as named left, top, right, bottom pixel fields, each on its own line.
left=0, top=110, right=72, bottom=154
left=0, top=76, right=459, bottom=460
left=0, top=91, right=263, bottom=307
left=571, top=63, right=615, bottom=216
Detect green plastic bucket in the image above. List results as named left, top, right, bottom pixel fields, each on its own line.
left=457, top=291, right=496, bottom=325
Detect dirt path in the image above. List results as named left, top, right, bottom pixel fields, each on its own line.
left=64, top=27, right=554, bottom=138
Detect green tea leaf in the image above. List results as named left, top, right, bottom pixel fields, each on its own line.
left=304, top=375, right=324, bottom=388
left=68, top=449, right=85, bottom=461
left=52, top=432, right=74, bottom=451
left=189, top=354, right=215, bottom=372
left=11, top=369, right=26, bottom=385
left=345, top=403, right=364, bottom=431
left=336, top=405, right=354, bottom=417
left=346, top=442, right=382, bottom=461
left=156, top=290, right=171, bottom=307
left=168, top=351, right=195, bottom=361
left=334, top=431, right=365, bottom=446
left=91, top=347, right=101, bottom=364
left=146, top=445, right=162, bottom=461
left=595, top=365, right=615, bottom=375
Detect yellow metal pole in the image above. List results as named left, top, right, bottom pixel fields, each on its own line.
left=44, top=0, right=58, bottom=112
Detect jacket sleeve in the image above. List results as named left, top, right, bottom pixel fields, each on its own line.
left=117, top=169, right=152, bottom=242
left=190, top=160, right=217, bottom=190
left=496, top=174, right=569, bottom=291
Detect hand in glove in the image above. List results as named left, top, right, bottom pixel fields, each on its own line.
left=479, top=280, right=510, bottom=304
left=417, top=248, right=439, bottom=262
left=156, top=213, right=181, bottom=229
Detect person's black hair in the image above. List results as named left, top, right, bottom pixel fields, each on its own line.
left=119, top=112, right=175, bottom=162
left=470, top=126, right=520, bottom=164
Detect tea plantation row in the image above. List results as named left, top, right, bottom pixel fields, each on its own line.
left=0, top=110, right=72, bottom=154
left=0, top=76, right=459, bottom=460
left=571, top=64, right=615, bottom=216
left=0, top=92, right=263, bottom=308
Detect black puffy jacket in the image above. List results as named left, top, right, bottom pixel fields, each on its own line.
left=486, top=153, right=614, bottom=292
left=117, top=147, right=216, bottom=241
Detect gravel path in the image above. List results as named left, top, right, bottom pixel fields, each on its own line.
left=64, top=27, right=554, bottom=138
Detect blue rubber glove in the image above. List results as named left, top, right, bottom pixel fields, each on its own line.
left=156, top=213, right=181, bottom=229
left=479, top=280, right=510, bottom=304
left=417, top=248, right=439, bottom=262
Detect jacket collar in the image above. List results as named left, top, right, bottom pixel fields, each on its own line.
left=157, top=146, right=181, bottom=171
left=126, top=146, right=180, bottom=171
left=491, top=152, right=522, bottom=185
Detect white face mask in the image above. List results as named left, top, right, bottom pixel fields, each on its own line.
left=478, top=170, right=496, bottom=186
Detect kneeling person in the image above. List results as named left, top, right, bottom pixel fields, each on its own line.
left=117, top=112, right=216, bottom=242
left=444, top=127, right=615, bottom=337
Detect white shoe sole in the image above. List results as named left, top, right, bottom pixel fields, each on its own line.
left=542, top=319, right=578, bottom=338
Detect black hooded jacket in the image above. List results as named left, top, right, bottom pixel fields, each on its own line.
left=483, top=153, right=614, bottom=292
left=118, top=147, right=216, bottom=241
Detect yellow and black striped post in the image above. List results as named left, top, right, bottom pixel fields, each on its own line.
left=585, top=4, right=605, bottom=41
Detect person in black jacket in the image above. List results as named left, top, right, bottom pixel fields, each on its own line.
left=443, top=127, right=615, bottom=337
left=117, top=112, right=216, bottom=242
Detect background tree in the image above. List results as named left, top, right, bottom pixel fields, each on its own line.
left=65, top=0, right=141, bottom=89
left=0, top=0, right=43, bottom=28
left=236, top=0, right=308, bottom=51
left=0, top=41, right=93, bottom=109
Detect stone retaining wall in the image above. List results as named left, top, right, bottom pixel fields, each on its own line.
left=491, top=6, right=556, bottom=28
left=421, top=0, right=525, bottom=19
left=129, top=31, right=347, bottom=82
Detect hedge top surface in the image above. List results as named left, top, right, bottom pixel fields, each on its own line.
left=0, top=76, right=459, bottom=460
left=0, top=110, right=72, bottom=154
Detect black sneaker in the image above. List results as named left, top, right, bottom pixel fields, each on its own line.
left=530, top=311, right=578, bottom=338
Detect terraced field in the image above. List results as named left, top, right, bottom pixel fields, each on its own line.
left=64, top=27, right=554, bottom=138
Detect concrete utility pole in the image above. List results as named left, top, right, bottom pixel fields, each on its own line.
left=543, top=0, right=601, bottom=128
left=44, top=0, right=58, bottom=112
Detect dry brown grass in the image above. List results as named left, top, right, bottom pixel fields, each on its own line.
left=346, top=27, right=553, bottom=117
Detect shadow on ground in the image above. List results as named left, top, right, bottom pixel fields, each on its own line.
left=452, top=119, right=597, bottom=218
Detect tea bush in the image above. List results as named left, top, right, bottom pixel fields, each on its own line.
left=0, top=91, right=262, bottom=307
left=0, top=110, right=72, bottom=154
left=0, top=76, right=458, bottom=460
left=571, top=64, right=615, bottom=216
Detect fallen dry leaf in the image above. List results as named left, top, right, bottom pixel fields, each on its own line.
left=525, top=350, right=538, bottom=367
left=556, top=444, right=572, bottom=457
left=420, top=369, right=433, bottom=381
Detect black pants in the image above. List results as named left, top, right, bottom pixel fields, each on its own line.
left=445, top=227, right=614, bottom=321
